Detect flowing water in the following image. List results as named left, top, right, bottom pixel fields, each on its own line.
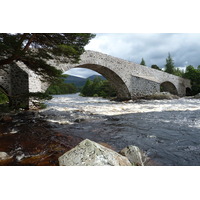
left=40, top=93, right=200, bottom=166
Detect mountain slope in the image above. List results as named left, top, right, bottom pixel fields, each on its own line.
left=64, top=75, right=106, bottom=88
left=64, top=75, right=87, bottom=87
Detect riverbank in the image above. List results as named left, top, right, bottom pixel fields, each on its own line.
left=0, top=110, right=83, bottom=166
left=1, top=93, right=200, bottom=166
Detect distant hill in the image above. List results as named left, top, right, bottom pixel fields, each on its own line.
left=64, top=74, right=106, bottom=88
left=64, top=75, right=86, bottom=87
left=87, top=75, right=106, bottom=81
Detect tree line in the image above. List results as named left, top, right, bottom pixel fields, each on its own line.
left=140, top=53, right=200, bottom=95
left=44, top=76, right=116, bottom=99
left=80, top=77, right=116, bottom=98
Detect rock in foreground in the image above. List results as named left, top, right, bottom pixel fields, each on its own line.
left=119, top=146, right=149, bottom=166
left=58, top=139, right=132, bottom=166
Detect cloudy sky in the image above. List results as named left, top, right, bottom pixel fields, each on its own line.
left=65, top=33, right=200, bottom=78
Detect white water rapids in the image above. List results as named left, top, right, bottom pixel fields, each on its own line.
left=40, top=93, right=200, bottom=165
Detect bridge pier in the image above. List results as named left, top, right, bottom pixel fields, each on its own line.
left=130, top=76, right=160, bottom=98
left=0, top=63, right=29, bottom=109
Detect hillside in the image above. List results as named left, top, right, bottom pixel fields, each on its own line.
left=87, top=75, right=106, bottom=81
left=64, top=75, right=105, bottom=88
left=64, top=75, right=86, bottom=87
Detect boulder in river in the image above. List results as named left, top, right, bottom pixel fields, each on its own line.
left=194, top=93, right=200, bottom=99
left=58, top=139, right=132, bottom=166
left=119, top=145, right=149, bottom=166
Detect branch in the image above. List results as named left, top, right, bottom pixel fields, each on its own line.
left=0, top=33, right=36, bottom=68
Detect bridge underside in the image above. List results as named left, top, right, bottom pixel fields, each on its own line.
left=75, top=64, right=131, bottom=100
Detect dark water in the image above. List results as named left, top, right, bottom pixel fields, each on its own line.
left=41, top=94, right=200, bottom=166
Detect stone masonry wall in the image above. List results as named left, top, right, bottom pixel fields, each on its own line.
left=51, top=50, right=191, bottom=98
left=0, top=63, right=29, bottom=108
left=0, top=50, right=192, bottom=106
left=131, top=76, right=160, bottom=98
left=16, top=61, right=46, bottom=93
left=10, top=63, right=29, bottom=108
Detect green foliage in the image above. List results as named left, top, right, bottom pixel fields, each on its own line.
left=165, top=53, right=175, bottom=74
left=0, top=90, right=9, bottom=104
left=151, top=64, right=161, bottom=70
left=37, top=103, right=47, bottom=109
left=0, top=33, right=95, bottom=81
left=45, top=78, right=77, bottom=95
left=183, top=65, right=200, bottom=95
left=140, top=58, right=146, bottom=66
left=173, top=67, right=184, bottom=77
left=81, top=77, right=116, bottom=98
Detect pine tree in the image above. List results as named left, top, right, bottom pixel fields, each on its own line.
left=140, top=58, right=146, bottom=66
left=81, top=79, right=93, bottom=96
left=165, top=53, right=175, bottom=74
left=0, top=33, right=95, bottom=81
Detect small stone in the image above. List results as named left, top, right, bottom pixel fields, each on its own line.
left=58, top=139, right=131, bottom=166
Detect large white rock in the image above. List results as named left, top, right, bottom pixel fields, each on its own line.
left=58, top=139, right=132, bottom=166
left=119, top=145, right=149, bottom=166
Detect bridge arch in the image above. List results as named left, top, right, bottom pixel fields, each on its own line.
left=42, top=50, right=191, bottom=99
left=69, top=64, right=131, bottom=100
left=160, top=81, right=178, bottom=95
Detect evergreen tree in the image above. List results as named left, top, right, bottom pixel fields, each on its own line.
left=45, top=77, right=77, bottom=95
left=140, top=58, right=146, bottom=66
left=173, top=68, right=184, bottom=77
left=81, top=79, right=93, bottom=96
left=183, top=65, right=200, bottom=95
left=165, top=53, right=175, bottom=74
left=0, top=33, right=95, bottom=81
left=80, top=77, right=116, bottom=98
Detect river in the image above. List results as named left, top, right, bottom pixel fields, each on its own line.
left=40, top=93, right=200, bottom=166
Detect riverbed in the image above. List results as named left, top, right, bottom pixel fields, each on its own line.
left=40, top=93, right=200, bottom=166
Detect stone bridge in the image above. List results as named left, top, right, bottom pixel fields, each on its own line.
left=0, top=50, right=191, bottom=108
left=49, top=50, right=191, bottom=99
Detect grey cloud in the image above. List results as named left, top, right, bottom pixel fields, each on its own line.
left=86, top=33, right=200, bottom=69
left=65, top=33, right=200, bottom=77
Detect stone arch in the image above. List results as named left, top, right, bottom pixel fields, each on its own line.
left=160, top=81, right=178, bottom=95
left=68, top=64, right=131, bottom=100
